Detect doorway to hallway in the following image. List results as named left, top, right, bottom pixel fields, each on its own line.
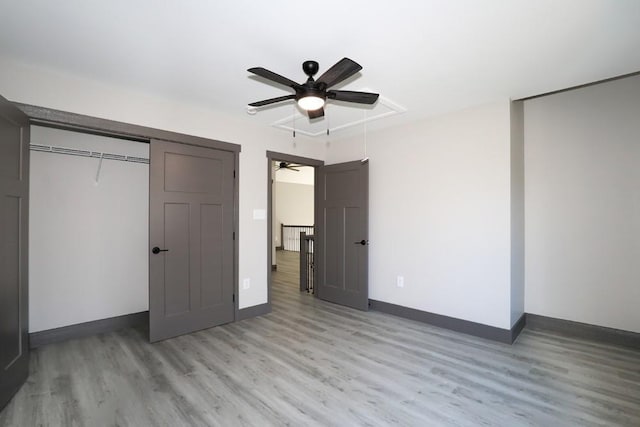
left=266, top=151, right=370, bottom=312
left=267, top=151, right=321, bottom=303
left=274, top=163, right=315, bottom=294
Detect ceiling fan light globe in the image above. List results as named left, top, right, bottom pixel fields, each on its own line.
left=297, top=96, right=325, bottom=111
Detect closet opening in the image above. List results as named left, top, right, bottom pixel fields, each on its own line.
left=29, top=125, right=151, bottom=343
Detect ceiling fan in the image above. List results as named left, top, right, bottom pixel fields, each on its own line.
left=275, top=162, right=302, bottom=172
left=248, top=58, right=379, bottom=119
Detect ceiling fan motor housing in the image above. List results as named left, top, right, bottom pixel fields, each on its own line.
left=302, top=60, right=319, bottom=78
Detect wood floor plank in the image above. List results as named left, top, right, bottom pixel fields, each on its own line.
left=1, top=250, right=639, bottom=426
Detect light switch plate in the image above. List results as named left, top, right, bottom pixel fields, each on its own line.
left=253, top=209, right=266, bottom=220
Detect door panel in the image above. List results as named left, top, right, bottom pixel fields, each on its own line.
left=0, top=196, right=20, bottom=366
left=150, top=140, right=235, bottom=342
left=164, top=153, right=222, bottom=194
left=200, top=204, right=223, bottom=308
left=316, top=160, right=368, bottom=310
left=0, top=96, right=30, bottom=410
left=0, top=126, right=21, bottom=180
left=345, top=206, right=361, bottom=292
left=325, top=206, right=343, bottom=287
left=163, top=203, right=191, bottom=316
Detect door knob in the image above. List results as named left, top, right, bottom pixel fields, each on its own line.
left=152, top=246, right=169, bottom=254
left=354, top=240, right=368, bottom=246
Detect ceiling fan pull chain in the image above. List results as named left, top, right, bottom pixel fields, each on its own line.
left=327, top=108, right=330, bottom=136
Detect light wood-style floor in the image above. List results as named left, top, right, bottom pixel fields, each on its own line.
left=1, top=250, right=639, bottom=426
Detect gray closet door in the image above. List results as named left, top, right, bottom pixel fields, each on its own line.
left=0, top=96, right=30, bottom=410
left=149, top=140, right=235, bottom=342
left=316, top=160, right=369, bottom=310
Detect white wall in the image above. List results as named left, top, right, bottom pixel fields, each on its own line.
left=275, top=181, right=314, bottom=233
left=327, top=100, right=514, bottom=329
left=272, top=162, right=278, bottom=262
left=29, top=126, right=149, bottom=332
left=0, top=58, right=325, bottom=310
left=10, top=54, right=637, bottom=334
left=272, top=164, right=315, bottom=250
left=524, top=75, right=640, bottom=333
left=510, top=102, right=525, bottom=326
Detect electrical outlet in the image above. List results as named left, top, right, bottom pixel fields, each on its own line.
left=397, top=276, right=404, bottom=288
left=243, top=278, right=251, bottom=290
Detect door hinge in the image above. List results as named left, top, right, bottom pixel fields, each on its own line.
left=233, top=293, right=235, bottom=303
left=233, top=231, right=236, bottom=240
left=233, top=170, right=236, bottom=178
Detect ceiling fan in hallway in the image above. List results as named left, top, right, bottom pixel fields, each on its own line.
left=275, top=162, right=302, bottom=172
left=248, top=58, right=379, bottom=119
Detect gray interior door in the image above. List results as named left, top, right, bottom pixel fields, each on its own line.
left=316, top=160, right=368, bottom=310
left=0, top=97, right=30, bottom=410
left=149, top=139, right=235, bottom=342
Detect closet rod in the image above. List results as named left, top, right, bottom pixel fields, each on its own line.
left=29, top=144, right=149, bottom=164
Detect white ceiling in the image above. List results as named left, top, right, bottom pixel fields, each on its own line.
left=1, top=1, right=639, bottom=135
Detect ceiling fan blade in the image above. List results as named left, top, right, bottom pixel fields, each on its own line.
left=248, top=67, right=302, bottom=89
left=285, top=167, right=300, bottom=172
left=307, top=107, right=325, bottom=119
left=327, top=90, right=379, bottom=104
left=248, top=94, right=296, bottom=107
left=316, top=58, right=362, bottom=88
